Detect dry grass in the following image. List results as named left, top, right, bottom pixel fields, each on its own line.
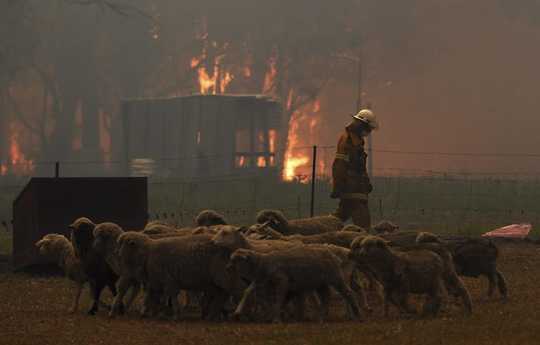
left=1, top=241, right=539, bottom=345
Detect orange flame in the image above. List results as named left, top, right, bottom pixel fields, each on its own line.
left=220, top=71, right=234, bottom=94
left=6, top=122, right=34, bottom=175
left=263, top=55, right=278, bottom=95
left=282, top=98, right=322, bottom=181
left=257, top=156, right=267, bottom=167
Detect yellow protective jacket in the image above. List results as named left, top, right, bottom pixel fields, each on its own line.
left=331, top=126, right=372, bottom=199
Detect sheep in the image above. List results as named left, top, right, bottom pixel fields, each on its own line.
left=349, top=236, right=446, bottom=317
left=35, top=233, right=87, bottom=313
left=388, top=231, right=508, bottom=300
left=195, top=210, right=228, bottom=227
left=229, top=247, right=361, bottom=323
left=69, top=217, right=118, bottom=315
left=142, top=220, right=176, bottom=235
left=341, top=224, right=368, bottom=233
left=92, top=222, right=141, bottom=317
left=255, top=209, right=343, bottom=236
left=395, top=239, right=473, bottom=314
left=372, top=220, right=400, bottom=234
left=116, top=231, right=245, bottom=321
left=250, top=224, right=365, bottom=249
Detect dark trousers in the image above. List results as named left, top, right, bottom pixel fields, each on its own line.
left=333, top=198, right=371, bottom=228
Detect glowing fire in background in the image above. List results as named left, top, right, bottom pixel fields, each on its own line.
left=1, top=121, right=35, bottom=176
left=283, top=100, right=322, bottom=182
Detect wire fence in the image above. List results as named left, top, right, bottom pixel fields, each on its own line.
left=1, top=145, right=540, bottom=236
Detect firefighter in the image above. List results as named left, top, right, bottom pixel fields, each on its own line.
left=331, top=108, right=379, bottom=228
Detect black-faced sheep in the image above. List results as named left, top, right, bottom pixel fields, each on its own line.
left=117, top=231, right=245, bottom=321
left=229, top=247, right=361, bottom=323
left=255, top=209, right=343, bottom=236
left=350, top=236, right=446, bottom=317
left=195, top=210, right=228, bottom=227
left=341, top=224, right=368, bottom=233
left=69, top=217, right=118, bottom=315
left=35, top=233, right=87, bottom=313
left=92, top=222, right=141, bottom=317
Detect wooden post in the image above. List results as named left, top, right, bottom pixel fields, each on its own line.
left=310, top=145, right=318, bottom=217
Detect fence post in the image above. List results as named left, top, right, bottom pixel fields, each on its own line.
left=310, top=145, right=318, bottom=217
left=55, top=162, right=60, bottom=178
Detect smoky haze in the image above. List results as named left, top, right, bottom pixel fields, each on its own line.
left=1, top=0, right=539, bottom=177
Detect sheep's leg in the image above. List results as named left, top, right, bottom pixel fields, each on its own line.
left=87, top=281, right=100, bottom=315
left=316, top=286, right=331, bottom=322
left=271, top=277, right=288, bottom=323
left=165, top=287, right=181, bottom=321
left=496, top=269, right=508, bottom=300
left=486, top=271, right=498, bottom=298
left=70, top=282, right=84, bottom=314
left=109, top=277, right=134, bottom=317
left=124, top=281, right=141, bottom=311
left=448, top=275, right=473, bottom=315
left=422, top=279, right=444, bottom=317
left=332, top=280, right=362, bottom=321
left=350, top=270, right=371, bottom=314
left=234, top=281, right=256, bottom=317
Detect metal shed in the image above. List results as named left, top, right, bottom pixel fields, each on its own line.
left=12, top=177, right=148, bottom=269
left=121, top=94, right=284, bottom=179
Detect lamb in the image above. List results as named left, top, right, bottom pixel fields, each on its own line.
left=349, top=236, right=446, bottom=317
left=69, top=217, right=118, bottom=315
left=395, top=239, right=473, bottom=314
left=35, top=234, right=87, bottom=313
left=92, top=222, right=141, bottom=317
left=255, top=209, right=343, bottom=236
left=116, top=231, right=245, bottom=320
left=195, top=210, right=228, bottom=227
left=229, top=247, right=361, bottom=323
left=388, top=231, right=508, bottom=300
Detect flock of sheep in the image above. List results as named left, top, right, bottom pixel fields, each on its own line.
left=35, top=209, right=508, bottom=323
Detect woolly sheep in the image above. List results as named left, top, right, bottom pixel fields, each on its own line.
left=229, top=246, right=361, bottom=323
left=350, top=236, right=446, bottom=317
left=35, top=233, right=87, bottom=313
left=116, top=231, right=245, bottom=320
left=255, top=209, right=343, bottom=236
left=69, top=217, right=118, bottom=315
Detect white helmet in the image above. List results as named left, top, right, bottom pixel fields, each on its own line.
left=353, top=109, right=379, bottom=130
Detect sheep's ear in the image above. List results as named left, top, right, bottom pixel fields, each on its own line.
left=35, top=239, right=45, bottom=247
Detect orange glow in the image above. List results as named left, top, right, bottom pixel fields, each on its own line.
left=282, top=98, right=323, bottom=181
left=257, top=156, right=267, bottom=167
left=236, top=155, right=246, bottom=168
left=6, top=122, right=34, bottom=175
left=191, top=57, right=201, bottom=69
left=220, top=71, right=234, bottom=94
left=263, top=55, right=278, bottom=95
left=243, top=66, right=252, bottom=78
left=268, top=129, right=277, bottom=153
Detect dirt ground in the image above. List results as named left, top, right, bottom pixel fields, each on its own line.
left=1, top=241, right=539, bottom=345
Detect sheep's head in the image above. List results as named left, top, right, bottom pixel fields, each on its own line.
left=244, top=221, right=275, bottom=239
left=372, top=220, right=399, bottom=234
left=227, top=248, right=258, bottom=278
left=117, top=232, right=150, bottom=267
left=35, top=233, right=69, bottom=258
left=93, top=222, right=123, bottom=256
left=69, top=217, right=96, bottom=259
left=416, top=232, right=442, bottom=244
left=195, top=210, right=228, bottom=227
left=349, top=235, right=391, bottom=261
left=212, top=226, right=247, bottom=248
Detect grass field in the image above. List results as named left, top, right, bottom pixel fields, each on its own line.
left=1, top=241, right=538, bottom=345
